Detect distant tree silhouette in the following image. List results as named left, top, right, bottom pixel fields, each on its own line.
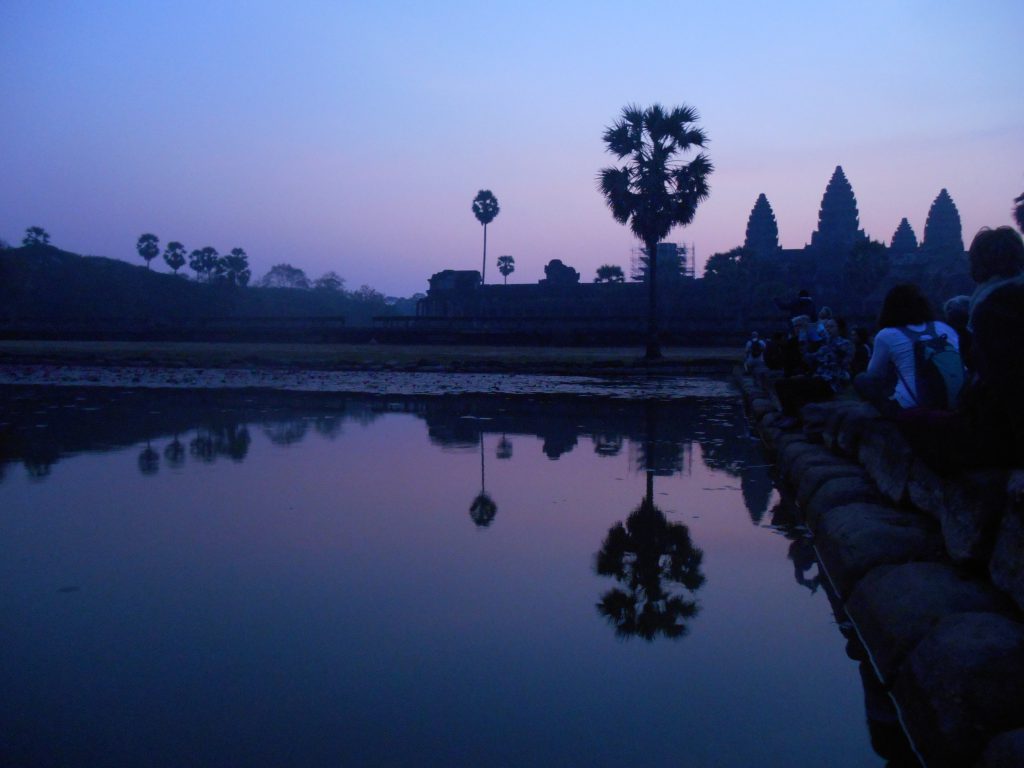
left=472, top=190, right=500, bottom=284
left=314, top=271, right=346, bottom=292
left=1015, top=191, right=1024, bottom=233
left=257, top=263, right=310, bottom=289
left=352, top=284, right=385, bottom=304
left=599, top=103, right=712, bottom=358
left=163, top=241, right=187, bottom=274
left=22, top=226, right=50, bottom=246
left=215, top=247, right=251, bottom=287
left=594, top=264, right=626, bottom=283
left=595, top=472, right=704, bottom=640
left=541, top=259, right=580, bottom=285
left=136, top=233, right=160, bottom=270
left=496, top=434, right=513, bottom=459
left=189, top=246, right=219, bottom=282
left=497, top=254, right=515, bottom=284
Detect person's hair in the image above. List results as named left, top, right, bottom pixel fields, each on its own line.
left=817, top=306, right=833, bottom=320
left=798, top=289, right=810, bottom=298
left=969, top=226, right=1024, bottom=282
left=877, top=284, right=934, bottom=329
left=942, top=295, right=971, bottom=328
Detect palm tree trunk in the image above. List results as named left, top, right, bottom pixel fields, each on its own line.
left=645, top=240, right=661, bottom=359
left=481, top=224, right=488, bottom=284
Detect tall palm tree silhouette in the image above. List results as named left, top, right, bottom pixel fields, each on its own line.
left=472, top=190, right=500, bottom=284
left=599, top=104, right=712, bottom=359
left=469, top=435, right=497, bottom=527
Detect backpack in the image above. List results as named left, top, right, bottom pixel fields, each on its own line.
left=749, top=339, right=764, bottom=358
left=896, top=322, right=965, bottom=409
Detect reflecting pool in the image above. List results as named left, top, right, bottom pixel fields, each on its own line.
left=0, top=384, right=911, bottom=767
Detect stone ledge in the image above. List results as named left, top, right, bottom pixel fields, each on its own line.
left=804, top=475, right=883, bottom=530
left=894, top=612, right=1024, bottom=768
left=845, top=562, right=1011, bottom=685
left=991, top=507, right=1024, bottom=615
left=858, top=420, right=914, bottom=504
left=816, top=503, right=944, bottom=598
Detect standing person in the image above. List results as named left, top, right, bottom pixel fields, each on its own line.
left=854, top=284, right=962, bottom=413
left=744, top=332, right=766, bottom=373
left=774, top=289, right=816, bottom=323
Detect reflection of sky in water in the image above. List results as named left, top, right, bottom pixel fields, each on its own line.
left=0, top=388, right=887, bottom=767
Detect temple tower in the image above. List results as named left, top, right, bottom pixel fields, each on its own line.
left=922, top=189, right=964, bottom=254
left=743, top=194, right=780, bottom=259
left=809, top=166, right=866, bottom=256
left=890, top=218, right=919, bottom=255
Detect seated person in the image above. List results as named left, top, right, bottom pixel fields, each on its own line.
left=854, top=284, right=960, bottom=414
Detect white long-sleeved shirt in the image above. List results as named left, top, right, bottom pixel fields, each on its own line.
left=865, top=321, right=959, bottom=408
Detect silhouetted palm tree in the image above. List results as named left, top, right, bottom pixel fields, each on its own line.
left=595, top=471, right=704, bottom=640
left=472, top=190, right=500, bottom=284
left=594, top=264, right=625, bottom=283
left=136, top=233, right=159, bottom=270
left=163, top=241, right=186, bottom=275
left=599, top=104, right=712, bottom=358
left=1015, top=191, right=1024, bottom=233
left=497, top=254, right=515, bottom=285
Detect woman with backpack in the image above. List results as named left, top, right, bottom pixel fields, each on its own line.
left=853, top=284, right=963, bottom=415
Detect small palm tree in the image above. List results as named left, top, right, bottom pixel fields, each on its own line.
left=472, top=190, right=500, bottom=284
left=1014, top=191, right=1024, bottom=233
left=497, top=254, right=515, bottom=284
left=594, top=264, right=625, bottom=283
left=136, top=233, right=159, bottom=269
left=599, top=104, right=712, bottom=359
left=163, top=241, right=186, bottom=274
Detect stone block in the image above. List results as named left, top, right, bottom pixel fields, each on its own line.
left=858, top=421, right=914, bottom=504
left=795, top=462, right=868, bottom=507
left=777, top=441, right=819, bottom=480
left=894, top=612, right=1024, bottom=768
left=978, top=729, right=1024, bottom=768
left=907, top=457, right=946, bottom=521
left=759, top=425, right=783, bottom=447
left=823, top=402, right=878, bottom=453
left=800, top=401, right=852, bottom=441
left=787, top=446, right=847, bottom=483
left=990, top=507, right=1024, bottom=614
left=816, top=503, right=944, bottom=598
left=836, top=407, right=881, bottom=459
left=804, top=475, right=883, bottom=529
left=938, top=470, right=1007, bottom=565
left=845, top=562, right=1010, bottom=684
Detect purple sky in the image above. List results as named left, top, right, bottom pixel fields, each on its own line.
left=2, top=1, right=1022, bottom=296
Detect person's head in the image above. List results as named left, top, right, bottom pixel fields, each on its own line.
left=877, top=284, right=934, bottom=329
left=798, top=289, right=810, bottom=298
left=968, top=226, right=1024, bottom=283
left=824, top=318, right=839, bottom=337
left=942, top=295, right=971, bottom=330
left=817, top=306, right=833, bottom=321
left=750, top=331, right=759, bottom=341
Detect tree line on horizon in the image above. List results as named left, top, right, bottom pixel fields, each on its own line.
left=8, top=226, right=394, bottom=305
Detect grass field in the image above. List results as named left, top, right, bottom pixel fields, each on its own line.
left=0, top=340, right=740, bottom=374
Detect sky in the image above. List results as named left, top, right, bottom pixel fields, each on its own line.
left=1, top=1, right=1022, bottom=296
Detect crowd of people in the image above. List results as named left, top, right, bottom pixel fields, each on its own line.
left=744, top=225, right=1024, bottom=499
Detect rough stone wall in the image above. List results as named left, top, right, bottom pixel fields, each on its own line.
left=738, top=368, right=1024, bottom=768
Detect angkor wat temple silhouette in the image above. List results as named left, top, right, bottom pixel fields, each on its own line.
left=405, top=167, right=971, bottom=343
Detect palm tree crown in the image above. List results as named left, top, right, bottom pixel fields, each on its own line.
left=599, top=104, right=712, bottom=358
left=472, top=190, right=500, bottom=284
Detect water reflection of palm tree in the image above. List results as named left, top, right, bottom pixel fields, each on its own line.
left=138, top=442, right=159, bottom=475
left=595, top=471, right=705, bottom=640
left=496, top=434, right=513, bottom=460
left=164, top=434, right=185, bottom=468
left=469, top=436, right=497, bottom=527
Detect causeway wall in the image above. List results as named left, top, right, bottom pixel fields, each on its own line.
left=737, top=369, right=1024, bottom=768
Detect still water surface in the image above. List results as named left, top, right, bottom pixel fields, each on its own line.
left=0, top=384, right=902, bottom=767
